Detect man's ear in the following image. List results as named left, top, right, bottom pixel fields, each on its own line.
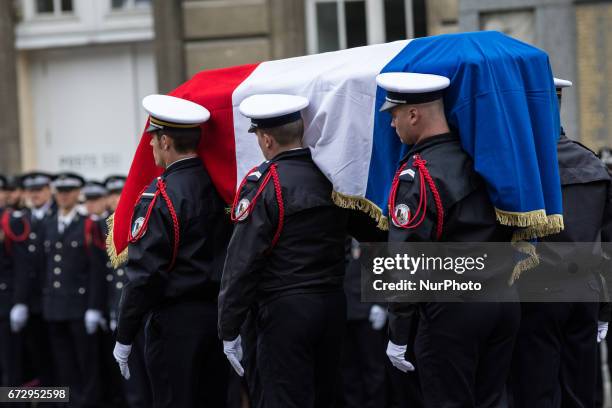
left=161, top=134, right=172, bottom=151
left=263, top=132, right=274, bottom=149
left=408, top=107, right=419, bottom=126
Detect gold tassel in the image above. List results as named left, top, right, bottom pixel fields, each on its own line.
left=507, top=214, right=564, bottom=283
left=495, top=208, right=548, bottom=227
left=331, top=191, right=389, bottom=231
left=105, top=213, right=128, bottom=268
left=511, top=214, right=564, bottom=242
left=508, top=240, right=540, bottom=285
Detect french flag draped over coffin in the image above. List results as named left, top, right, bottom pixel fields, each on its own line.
left=107, top=31, right=562, bottom=266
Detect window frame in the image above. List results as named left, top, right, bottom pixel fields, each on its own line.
left=32, top=0, right=74, bottom=18
left=305, top=0, right=414, bottom=54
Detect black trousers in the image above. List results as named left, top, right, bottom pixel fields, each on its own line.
left=47, top=319, right=103, bottom=408
left=0, top=316, right=23, bottom=386
left=415, top=302, right=520, bottom=408
left=243, top=308, right=263, bottom=408
left=22, top=313, right=55, bottom=386
left=340, top=320, right=387, bottom=408
left=256, top=291, right=346, bottom=408
left=144, top=301, right=229, bottom=408
left=510, top=302, right=599, bottom=408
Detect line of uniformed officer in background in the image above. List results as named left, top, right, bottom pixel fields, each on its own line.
left=0, top=170, right=162, bottom=407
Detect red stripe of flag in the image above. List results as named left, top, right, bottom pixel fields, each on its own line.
left=112, top=63, right=260, bottom=258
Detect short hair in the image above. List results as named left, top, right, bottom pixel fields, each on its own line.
left=261, top=118, right=304, bottom=146
left=156, top=127, right=201, bottom=153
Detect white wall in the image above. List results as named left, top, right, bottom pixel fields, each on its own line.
left=24, top=42, right=156, bottom=179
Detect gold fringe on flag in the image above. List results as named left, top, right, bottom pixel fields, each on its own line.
left=331, top=191, right=389, bottom=231
left=494, top=208, right=548, bottom=228
left=505, top=213, right=564, bottom=284
left=508, top=240, right=539, bottom=285
left=106, top=213, right=128, bottom=268
left=511, top=214, right=564, bottom=242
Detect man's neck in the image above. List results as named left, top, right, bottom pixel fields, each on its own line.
left=414, top=125, right=451, bottom=145
left=268, top=143, right=303, bottom=160
left=60, top=206, right=76, bottom=217
left=36, top=199, right=51, bottom=211
left=164, top=153, right=198, bottom=169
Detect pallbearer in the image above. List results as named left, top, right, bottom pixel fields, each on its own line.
left=114, top=95, right=232, bottom=408
left=377, top=72, right=520, bottom=408
left=218, top=94, right=349, bottom=407
left=510, top=78, right=612, bottom=408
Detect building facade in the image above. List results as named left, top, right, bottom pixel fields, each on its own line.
left=154, top=0, right=429, bottom=93
left=460, top=0, right=612, bottom=151
left=15, top=0, right=157, bottom=179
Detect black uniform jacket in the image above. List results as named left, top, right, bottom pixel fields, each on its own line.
left=531, top=133, right=612, bottom=315
left=117, top=157, right=231, bottom=345
left=11, top=202, right=56, bottom=314
left=36, top=211, right=107, bottom=322
left=387, top=133, right=513, bottom=344
left=0, top=207, right=16, bottom=317
left=218, top=148, right=349, bottom=341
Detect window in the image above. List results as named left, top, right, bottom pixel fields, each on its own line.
left=306, top=0, right=417, bottom=54
left=480, top=9, right=535, bottom=45
left=112, top=0, right=151, bottom=10
left=34, top=0, right=73, bottom=16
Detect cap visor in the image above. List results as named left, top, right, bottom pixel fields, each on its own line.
left=380, top=100, right=400, bottom=112
left=248, top=125, right=257, bottom=133
left=146, top=123, right=160, bottom=133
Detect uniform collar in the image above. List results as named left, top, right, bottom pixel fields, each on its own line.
left=270, top=147, right=310, bottom=162
left=58, top=207, right=78, bottom=232
left=164, top=156, right=201, bottom=176
left=401, top=132, right=457, bottom=163
left=32, top=199, right=53, bottom=220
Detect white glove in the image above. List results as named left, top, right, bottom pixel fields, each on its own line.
left=10, top=304, right=29, bottom=333
left=369, top=305, right=387, bottom=331
left=598, top=321, right=608, bottom=343
left=113, top=342, right=132, bottom=380
left=84, top=309, right=107, bottom=334
left=386, top=340, right=415, bottom=372
left=223, top=335, right=244, bottom=376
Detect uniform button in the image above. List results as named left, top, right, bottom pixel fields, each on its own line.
left=29, top=232, right=37, bottom=240
left=55, top=242, right=63, bottom=249
left=116, top=282, right=124, bottom=290
left=53, top=281, right=61, bottom=289
left=71, top=241, right=78, bottom=248
left=54, top=255, right=62, bottom=262
left=106, top=274, right=114, bottom=282
left=106, top=262, right=112, bottom=269
left=78, top=287, right=86, bottom=295
left=44, top=241, right=50, bottom=248
left=0, top=283, right=6, bottom=291
left=28, top=245, right=36, bottom=252
left=53, top=267, right=61, bottom=275
left=117, top=269, right=124, bottom=276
